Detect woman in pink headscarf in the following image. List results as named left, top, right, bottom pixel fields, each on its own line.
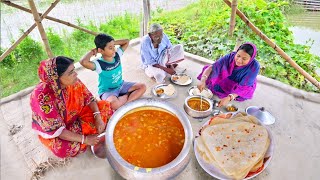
left=197, top=42, right=260, bottom=107
left=30, top=56, right=113, bottom=158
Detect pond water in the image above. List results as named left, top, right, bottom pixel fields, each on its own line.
left=286, top=11, right=320, bottom=57
left=0, top=0, right=196, bottom=48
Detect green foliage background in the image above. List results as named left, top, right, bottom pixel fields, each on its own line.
left=152, top=0, right=320, bottom=93
left=1, top=0, right=319, bottom=98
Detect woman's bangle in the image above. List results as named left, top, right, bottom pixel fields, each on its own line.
left=228, top=94, right=235, bottom=101
left=81, top=135, right=85, bottom=144
left=94, top=113, right=101, bottom=118
left=93, top=111, right=101, bottom=118
left=202, top=75, right=208, bottom=80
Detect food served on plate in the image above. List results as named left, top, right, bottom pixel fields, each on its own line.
left=187, top=97, right=210, bottom=111
left=114, top=107, right=185, bottom=168
left=196, top=113, right=270, bottom=179
left=155, top=88, right=164, bottom=96
left=162, top=84, right=175, bottom=96
left=226, top=104, right=238, bottom=112
left=172, top=76, right=179, bottom=81
left=172, top=74, right=191, bottom=84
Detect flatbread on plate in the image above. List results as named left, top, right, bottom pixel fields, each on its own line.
left=162, top=84, right=175, bottom=96
left=197, top=115, right=270, bottom=180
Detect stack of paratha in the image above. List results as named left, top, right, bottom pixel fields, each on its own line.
left=196, top=113, right=270, bottom=179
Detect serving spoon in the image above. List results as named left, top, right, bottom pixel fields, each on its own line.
left=200, top=94, right=203, bottom=111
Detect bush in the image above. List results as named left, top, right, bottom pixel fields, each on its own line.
left=47, top=28, right=65, bottom=55
left=16, top=36, right=44, bottom=63
left=153, top=0, right=320, bottom=92
left=99, top=13, right=140, bottom=39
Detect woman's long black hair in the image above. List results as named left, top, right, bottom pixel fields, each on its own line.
left=238, top=44, right=254, bottom=57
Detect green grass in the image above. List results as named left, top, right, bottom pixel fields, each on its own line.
left=0, top=61, right=41, bottom=97
left=0, top=14, right=140, bottom=98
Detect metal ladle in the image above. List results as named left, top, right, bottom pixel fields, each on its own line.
left=200, top=94, right=203, bottom=111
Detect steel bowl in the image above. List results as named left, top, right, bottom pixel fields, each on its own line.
left=105, top=98, right=193, bottom=180
left=184, top=95, right=213, bottom=118
left=91, top=132, right=107, bottom=159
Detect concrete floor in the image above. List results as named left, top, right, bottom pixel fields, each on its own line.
left=1, top=41, right=320, bottom=180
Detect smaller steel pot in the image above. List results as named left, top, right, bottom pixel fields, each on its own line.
left=184, top=95, right=213, bottom=118
left=91, top=133, right=107, bottom=159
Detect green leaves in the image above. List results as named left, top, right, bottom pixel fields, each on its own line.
left=152, top=0, right=319, bottom=93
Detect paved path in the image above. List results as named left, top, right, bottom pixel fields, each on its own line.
left=1, top=41, right=320, bottom=180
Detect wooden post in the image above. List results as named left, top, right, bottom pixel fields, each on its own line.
left=233, top=38, right=242, bottom=51
left=147, top=0, right=151, bottom=20
left=1, top=1, right=98, bottom=36
left=140, top=0, right=150, bottom=37
left=229, top=0, right=237, bottom=36
left=28, top=0, right=53, bottom=58
left=0, top=0, right=59, bottom=62
left=223, top=0, right=320, bottom=89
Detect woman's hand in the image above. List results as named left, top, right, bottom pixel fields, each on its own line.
left=218, top=96, right=231, bottom=107
left=85, top=135, right=99, bottom=146
left=166, top=67, right=176, bottom=75
left=94, top=115, right=106, bottom=134
left=197, top=81, right=206, bottom=92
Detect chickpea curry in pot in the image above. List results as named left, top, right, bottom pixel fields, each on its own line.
left=114, top=108, right=185, bottom=168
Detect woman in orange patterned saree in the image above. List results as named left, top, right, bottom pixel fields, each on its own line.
left=30, top=56, right=113, bottom=158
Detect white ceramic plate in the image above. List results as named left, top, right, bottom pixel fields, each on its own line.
left=194, top=119, right=274, bottom=180
left=152, top=84, right=176, bottom=99
left=171, top=73, right=192, bottom=86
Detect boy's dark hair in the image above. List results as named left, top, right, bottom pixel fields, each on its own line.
left=56, top=56, right=74, bottom=77
left=238, top=44, right=254, bottom=57
left=94, top=33, right=114, bottom=50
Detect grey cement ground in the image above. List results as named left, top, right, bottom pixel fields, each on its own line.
left=1, top=41, right=320, bottom=180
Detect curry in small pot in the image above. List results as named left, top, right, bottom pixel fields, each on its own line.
left=187, top=98, right=210, bottom=111
left=184, top=95, right=213, bottom=118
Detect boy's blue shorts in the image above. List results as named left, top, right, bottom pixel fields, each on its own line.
left=100, top=81, right=135, bottom=100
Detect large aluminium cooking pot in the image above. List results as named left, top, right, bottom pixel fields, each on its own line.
left=105, top=98, right=193, bottom=180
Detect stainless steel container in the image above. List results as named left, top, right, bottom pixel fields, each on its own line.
left=184, top=95, right=213, bottom=118
left=91, top=132, right=107, bottom=159
left=245, top=106, right=276, bottom=125
left=105, top=98, right=193, bottom=180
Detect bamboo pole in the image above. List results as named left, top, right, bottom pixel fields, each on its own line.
left=1, top=1, right=98, bottom=36
left=229, top=0, right=237, bottom=36
left=223, top=0, right=320, bottom=89
left=141, top=0, right=150, bottom=37
left=0, top=0, right=59, bottom=62
left=28, top=0, right=53, bottom=58
left=147, top=0, right=151, bottom=20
